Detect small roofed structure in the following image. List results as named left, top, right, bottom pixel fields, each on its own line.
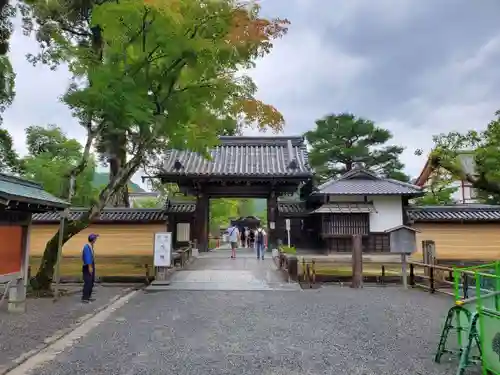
left=384, top=225, right=420, bottom=254
left=0, top=173, right=68, bottom=312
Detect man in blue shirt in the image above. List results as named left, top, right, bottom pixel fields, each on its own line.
left=82, top=233, right=98, bottom=303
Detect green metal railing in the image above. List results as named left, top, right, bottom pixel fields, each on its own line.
left=436, top=261, right=500, bottom=375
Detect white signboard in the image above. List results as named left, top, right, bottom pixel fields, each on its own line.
left=285, top=219, right=290, bottom=230
left=154, top=232, right=172, bottom=267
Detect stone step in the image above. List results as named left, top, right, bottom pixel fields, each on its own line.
left=145, top=281, right=300, bottom=291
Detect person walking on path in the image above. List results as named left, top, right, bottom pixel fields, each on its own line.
left=240, top=226, right=247, bottom=248
left=226, top=224, right=239, bottom=259
left=255, top=226, right=266, bottom=260
left=82, top=233, right=98, bottom=303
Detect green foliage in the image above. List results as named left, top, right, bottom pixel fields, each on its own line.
left=474, top=191, right=500, bottom=205
left=21, top=125, right=97, bottom=206
left=280, top=245, right=296, bottom=255
left=237, top=199, right=255, bottom=217
left=93, top=172, right=144, bottom=192
left=305, top=113, right=408, bottom=181
left=0, top=127, right=20, bottom=173
left=414, top=170, right=458, bottom=205
left=210, top=199, right=239, bottom=235
left=132, top=197, right=160, bottom=208
left=0, top=1, right=17, bottom=173
left=426, top=113, right=500, bottom=196
left=0, top=1, right=15, bottom=120
left=23, top=0, right=290, bottom=289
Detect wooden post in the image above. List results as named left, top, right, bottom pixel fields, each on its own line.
left=145, top=264, right=150, bottom=285
left=195, top=193, right=209, bottom=252
left=409, top=263, right=415, bottom=286
left=267, top=191, right=278, bottom=251
left=401, top=253, right=408, bottom=289
left=351, top=234, right=363, bottom=288
left=422, top=240, right=436, bottom=276
left=429, top=266, right=435, bottom=293
left=53, top=209, right=67, bottom=301
left=287, top=256, right=298, bottom=281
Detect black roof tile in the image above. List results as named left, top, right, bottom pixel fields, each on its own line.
left=0, top=173, right=69, bottom=209
left=32, top=202, right=195, bottom=223
left=161, top=136, right=313, bottom=178
left=407, top=205, right=500, bottom=222
left=315, top=168, right=422, bottom=196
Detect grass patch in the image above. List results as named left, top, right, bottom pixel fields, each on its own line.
left=29, top=255, right=153, bottom=277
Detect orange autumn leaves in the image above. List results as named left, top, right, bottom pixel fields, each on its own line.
left=228, top=7, right=290, bottom=57
left=228, top=6, right=289, bottom=133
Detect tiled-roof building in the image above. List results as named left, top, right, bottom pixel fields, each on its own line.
left=305, top=166, right=423, bottom=253
left=158, top=136, right=314, bottom=251
left=407, top=204, right=500, bottom=262
left=0, top=173, right=69, bottom=312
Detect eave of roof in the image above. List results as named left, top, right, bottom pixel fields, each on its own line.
left=32, top=202, right=195, bottom=224
left=407, top=204, right=500, bottom=222
left=0, top=173, right=69, bottom=210
left=311, top=202, right=376, bottom=214
left=314, top=169, right=423, bottom=197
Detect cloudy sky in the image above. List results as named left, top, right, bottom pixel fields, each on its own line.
left=4, top=0, right=500, bottom=189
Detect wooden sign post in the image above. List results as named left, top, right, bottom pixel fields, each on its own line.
left=285, top=219, right=291, bottom=247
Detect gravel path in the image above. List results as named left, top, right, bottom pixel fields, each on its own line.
left=31, top=286, right=463, bottom=375
left=0, top=285, right=133, bottom=373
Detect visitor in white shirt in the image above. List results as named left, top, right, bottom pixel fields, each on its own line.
left=226, top=224, right=240, bottom=259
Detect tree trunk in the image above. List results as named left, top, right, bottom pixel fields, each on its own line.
left=30, top=219, right=90, bottom=290
left=31, top=152, right=143, bottom=290
left=107, top=131, right=129, bottom=207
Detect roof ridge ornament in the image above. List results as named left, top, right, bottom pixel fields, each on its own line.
left=173, top=159, right=183, bottom=171
left=353, top=162, right=365, bottom=170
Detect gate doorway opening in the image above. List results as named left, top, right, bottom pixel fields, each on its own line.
left=209, top=198, right=266, bottom=249
left=157, top=136, right=313, bottom=252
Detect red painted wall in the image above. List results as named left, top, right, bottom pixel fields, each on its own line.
left=0, top=226, right=23, bottom=275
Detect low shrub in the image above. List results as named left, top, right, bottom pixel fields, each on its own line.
left=280, top=245, right=296, bottom=255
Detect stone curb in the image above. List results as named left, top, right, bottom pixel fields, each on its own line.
left=0, top=286, right=141, bottom=375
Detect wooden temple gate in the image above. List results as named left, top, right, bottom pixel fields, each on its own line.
left=156, top=136, right=314, bottom=252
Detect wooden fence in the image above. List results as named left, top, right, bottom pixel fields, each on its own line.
left=408, top=262, right=456, bottom=296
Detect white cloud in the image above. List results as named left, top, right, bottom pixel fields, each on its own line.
left=4, top=0, right=500, bottom=189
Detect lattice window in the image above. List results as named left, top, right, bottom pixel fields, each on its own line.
left=364, top=233, right=390, bottom=252
left=176, top=223, right=190, bottom=242
left=322, top=214, right=369, bottom=236
left=330, top=238, right=352, bottom=252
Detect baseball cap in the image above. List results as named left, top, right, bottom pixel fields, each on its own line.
left=88, top=233, right=99, bottom=242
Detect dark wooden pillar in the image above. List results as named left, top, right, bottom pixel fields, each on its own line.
left=351, top=234, right=363, bottom=288
left=170, top=214, right=177, bottom=246
left=195, top=192, right=209, bottom=252
left=267, top=190, right=278, bottom=249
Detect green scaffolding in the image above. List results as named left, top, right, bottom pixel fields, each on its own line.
left=435, top=261, right=500, bottom=375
